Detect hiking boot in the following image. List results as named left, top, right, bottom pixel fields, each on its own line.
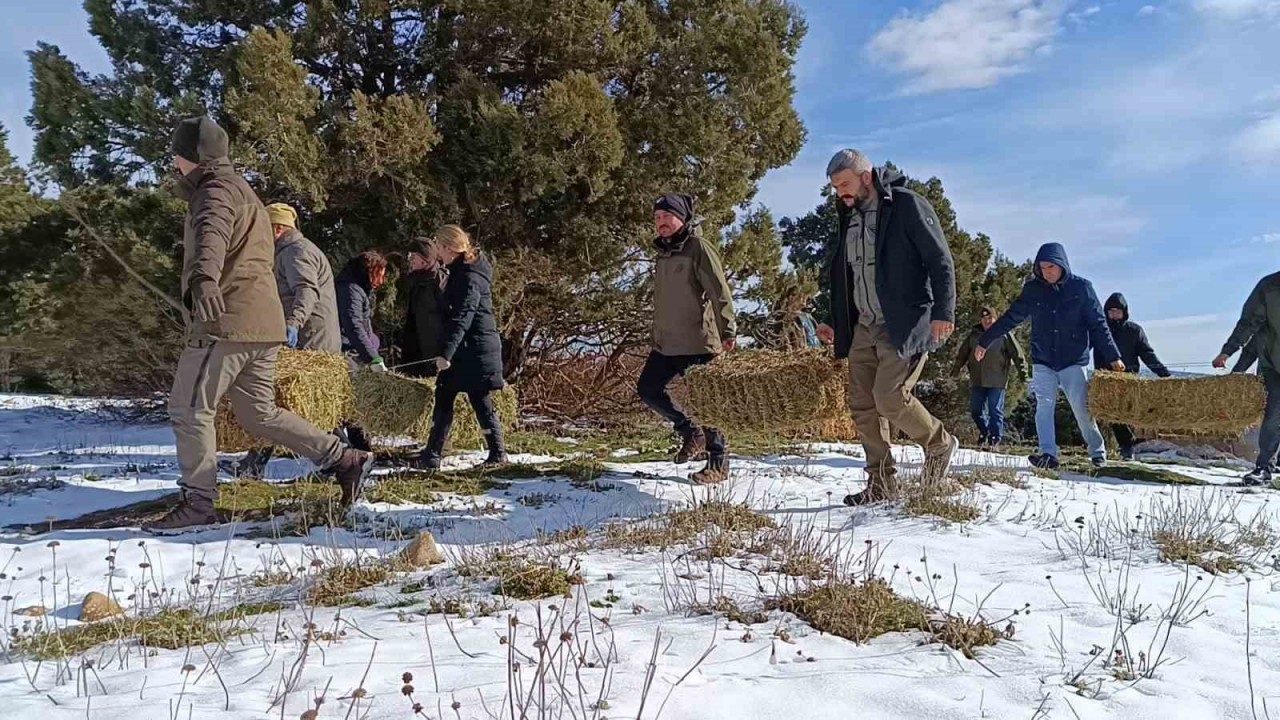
left=675, top=427, right=707, bottom=464
left=481, top=428, right=508, bottom=468
left=1119, top=446, right=1135, bottom=462
left=1028, top=453, right=1060, bottom=470
left=922, top=434, right=961, bottom=486
left=691, top=455, right=729, bottom=485
left=1242, top=467, right=1272, bottom=487
left=330, top=449, right=376, bottom=506
left=1091, top=456, right=1107, bottom=470
left=143, top=496, right=218, bottom=535
left=843, top=474, right=900, bottom=506
left=411, top=452, right=442, bottom=472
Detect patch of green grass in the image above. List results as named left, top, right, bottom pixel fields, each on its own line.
left=426, top=596, right=502, bottom=618
left=903, top=494, right=981, bottom=523
left=1154, top=530, right=1242, bottom=575
left=775, top=579, right=931, bottom=644
left=605, top=501, right=776, bottom=551
left=457, top=551, right=583, bottom=600
left=215, top=601, right=284, bottom=620
left=366, top=470, right=510, bottom=501
left=309, top=563, right=395, bottom=606
left=216, top=479, right=346, bottom=533
left=15, top=609, right=241, bottom=661
left=955, top=466, right=1027, bottom=489
left=1059, top=460, right=1205, bottom=486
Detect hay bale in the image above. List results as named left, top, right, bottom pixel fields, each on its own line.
left=350, top=370, right=519, bottom=448
left=1087, top=371, right=1266, bottom=437
left=686, top=349, right=856, bottom=440
left=215, top=350, right=353, bottom=452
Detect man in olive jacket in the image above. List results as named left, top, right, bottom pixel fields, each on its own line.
left=637, top=192, right=736, bottom=485
left=223, top=203, right=342, bottom=480
left=951, top=306, right=1027, bottom=447
left=817, top=150, right=959, bottom=506
left=1214, top=271, right=1280, bottom=485
left=147, top=115, right=372, bottom=533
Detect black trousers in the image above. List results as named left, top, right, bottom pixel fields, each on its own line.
left=1111, top=423, right=1137, bottom=451
left=636, top=351, right=725, bottom=454
left=427, top=382, right=503, bottom=453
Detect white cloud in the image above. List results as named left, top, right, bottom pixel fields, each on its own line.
left=867, top=0, right=1074, bottom=94
left=1251, top=232, right=1280, bottom=243
left=1193, top=0, right=1280, bottom=19
left=1138, top=4, right=1157, bottom=15
left=1231, top=112, right=1280, bottom=163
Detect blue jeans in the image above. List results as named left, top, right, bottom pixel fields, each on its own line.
left=1031, top=364, right=1105, bottom=460
left=969, top=387, right=1006, bottom=443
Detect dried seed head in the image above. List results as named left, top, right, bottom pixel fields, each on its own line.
left=560, top=631, right=573, bottom=643
left=46, top=541, right=60, bottom=548
left=401, top=684, right=414, bottom=697
left=351, top=688, right=368, bottom=699
left=300, top=711, right=318, bottom=720
left=452, top=701, right=462, bottom=711
left=182, top=664, right=196, bottom=673
left=402, top=672, right=413, bottom=684
left=413, top=703, right=423, bottom=713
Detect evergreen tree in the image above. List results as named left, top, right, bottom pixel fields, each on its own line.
left=19, top=0, right=809, bottom=386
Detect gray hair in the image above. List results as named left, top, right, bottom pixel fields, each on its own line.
left=826, top=149, right=873, bottom=178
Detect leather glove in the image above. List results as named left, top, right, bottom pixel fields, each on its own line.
left=285, top=326, right=299, bottom=349
left=430, top=357, right=451, bottom=373
left=369, top=357, right=388, bottom=373
left=190, top=281, right=226, bottom=323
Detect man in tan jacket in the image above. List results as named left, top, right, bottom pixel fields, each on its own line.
left=145, top=116, right=373, bottom=533
left=222, top=202, right=342, bottom=479
left=637, top=192, right=736, bottom=484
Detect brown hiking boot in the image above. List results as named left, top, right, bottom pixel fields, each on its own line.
left=675, top=428, right=707, bottom=464
left=922, top=434, right=961, bottom=487
left=691, top=455, right=729, bottom=485
left=843, top=473, right=900, bottom=506
left=331, top=449, right=376, bottom=506
left=143, top=495, right=218, bottom=535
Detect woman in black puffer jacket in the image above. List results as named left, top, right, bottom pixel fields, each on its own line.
left=412, top=225, right=507, bottom=469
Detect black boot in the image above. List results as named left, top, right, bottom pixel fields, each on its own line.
left=482, top=428, right=509, bottom=467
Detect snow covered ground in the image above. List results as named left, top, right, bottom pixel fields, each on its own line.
left=1, top=393, right=1278, bottom=719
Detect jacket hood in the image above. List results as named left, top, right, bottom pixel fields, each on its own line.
left=274, top=228, right=305, bottom=249
left=1104, top=292, right=1129, bottom=322
left=654, top=222, right=702, bottom=253
left=1033, top=243, right=1072, bottom=282
left=837, top=166, right=907, bottom=219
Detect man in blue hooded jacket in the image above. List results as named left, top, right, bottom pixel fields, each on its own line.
left=976, top=243, right=1124, bottom=469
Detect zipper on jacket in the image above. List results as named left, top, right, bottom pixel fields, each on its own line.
left=189, top=342, right=218, bottom=408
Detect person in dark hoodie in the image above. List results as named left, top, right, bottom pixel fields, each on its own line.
left=815, top=149, right=959, bottom=506
left=637, top=192, right=737, bottom=485
left=977, top=243, right=1124, bottom=470
left=146, top=115, right=372, bottom=533
left=337, top=251, right=389, bottom=373
left=1093, top=293, right=1171, bottom=460
left=400, top=240, right=448, bottom=379
left=951, top=306, right=1027, bottom=447
left=412, top=225, right=508, bottom=469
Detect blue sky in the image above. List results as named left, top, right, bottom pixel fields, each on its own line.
left=3, top=0, right=1280, bottom=368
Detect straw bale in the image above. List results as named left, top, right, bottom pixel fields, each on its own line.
left=686, top=350, right=856, bottom=440
left=1087, top=371, right=1266, bottom=437
left=214, top=350, right=353, bottom=453
left=350, top=370, right=519, bottom=448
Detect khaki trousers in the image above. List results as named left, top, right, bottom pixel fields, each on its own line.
left=169, top=338, right=343, bottom=504
left=847, top=324, right=949, bottom=484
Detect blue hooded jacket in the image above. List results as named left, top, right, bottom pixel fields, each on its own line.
left=978, top=243, right=1120, bottom=372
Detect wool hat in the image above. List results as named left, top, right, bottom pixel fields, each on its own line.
left=266, top=203, right=298, bottom=229
left=171, top=115, right=229, bottom=164
left=653, top=192, right=695, bottom=222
